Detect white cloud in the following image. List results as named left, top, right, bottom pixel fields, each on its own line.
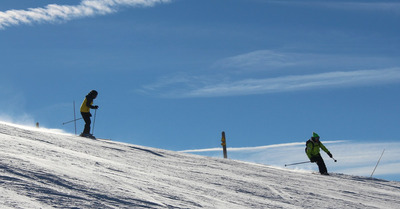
left=195, top=68, right=400, bottom=96
left=0, top=0, right=171, bottom=29
left=316, top=2, right=400, bottom=13
left=266, top=1, right=400, bottom=14
left=140, top=49, right=400, bottom=98
left=213, top=50, right=398, bottom=73
left=143, top=67, right=400, bottom=98
left=212, top=50, right=306, bottom=72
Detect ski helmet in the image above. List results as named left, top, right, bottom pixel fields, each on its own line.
left=312, top=132, right=319, bottom=138
left=89, top=90, right=98, bottom=97
left=312, top=132, right=320, bottom=142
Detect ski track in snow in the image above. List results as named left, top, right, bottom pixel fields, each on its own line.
left=0, top=122, right=399, bottom=208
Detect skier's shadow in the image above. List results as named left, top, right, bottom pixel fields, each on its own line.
left=129, top=146, right=164, bottom=157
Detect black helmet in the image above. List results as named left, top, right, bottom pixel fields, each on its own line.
left=88, top=90, right=98, bottom=97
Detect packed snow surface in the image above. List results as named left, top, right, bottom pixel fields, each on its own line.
left=0, top=122, right=399, bottom=208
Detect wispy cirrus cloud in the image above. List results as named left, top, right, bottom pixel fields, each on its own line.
left=317, top=1, right=400, bottom=13
left=0, top=0, right=171, bottom=29
left=139, top=49, right=400, bottom=98
left=181, top=68, right=400, bottom=97
left=211, top=50, right=304, bottom=72
left=140, top=67, right=400, bottom=98
left=213, top=50, right=398, bottom=73
left=266, top=1, right=400, bottom=14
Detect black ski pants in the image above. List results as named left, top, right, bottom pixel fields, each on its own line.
left=81, top=112, right=91, bottom=135
left=314, top=153, right=328, bottom=174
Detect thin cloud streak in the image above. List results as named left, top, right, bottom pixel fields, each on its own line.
left=314, top=2, right=400, bottom=13
left=213, top=50, right=397, bottom=73
left=267, top=1, right=400, bottom=14
left=141, top=49, right=400, bottom=98
left=153, top=67, right=400, bottom=98
left=180, top=141, right=345, bottom=153
left=212, top=50, right=305, bottom=71
left=0, top=0, right=170, bottom=29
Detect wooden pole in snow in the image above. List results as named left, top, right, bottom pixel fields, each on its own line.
left=73, top=101, right=77, bottom=135
left=221, top=131, right=228, bottom=159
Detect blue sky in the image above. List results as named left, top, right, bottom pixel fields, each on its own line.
left=1, top=0, right=400, bottom=180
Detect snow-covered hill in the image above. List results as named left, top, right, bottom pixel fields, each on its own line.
left=1, top=122, right=399, bottom=208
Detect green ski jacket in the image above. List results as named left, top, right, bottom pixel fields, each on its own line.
left=306, top=140, right=330, bottom=159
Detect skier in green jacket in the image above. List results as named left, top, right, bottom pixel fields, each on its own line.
left=306, top=132, right=333, bottom=175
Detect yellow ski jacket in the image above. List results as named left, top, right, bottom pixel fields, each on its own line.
left=80, top=97, right=94, bottom=113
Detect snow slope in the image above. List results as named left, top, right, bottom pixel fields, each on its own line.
left=1, top=122, right=399, bottom=208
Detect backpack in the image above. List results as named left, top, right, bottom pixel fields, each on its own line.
left=305, top=139, right=313, bottom=153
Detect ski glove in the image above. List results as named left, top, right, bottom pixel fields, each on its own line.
left=327, top=152, right=333, bottom=158
left=310, top=157, right=317, bottom=163
left=93, top=105, right=99, bottom=109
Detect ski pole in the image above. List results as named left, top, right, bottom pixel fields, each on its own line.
left=62, top=118, right=82, bottom=125
left=370, top=149, right=385, bottom=178
left=92, top=109, right=97, bottom=135
left=285, top=161, right=311, bottom=167
left=332, top=157, right=337, bottom=162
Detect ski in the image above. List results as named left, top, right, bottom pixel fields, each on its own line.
left=79, top=133, right=96, bottom=140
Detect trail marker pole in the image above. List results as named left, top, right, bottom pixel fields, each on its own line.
left=370, top=149, right=385, bottom=178
left=73, top=101, right=77, bottom=135
left=221, top=131, right=228, bottom=159
left=62, top=101, right=82, bottom=135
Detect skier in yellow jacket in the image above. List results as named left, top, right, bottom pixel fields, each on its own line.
left=306, top=132, right=333, bottom=175
left=80, top=90, right=99, bottom=138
